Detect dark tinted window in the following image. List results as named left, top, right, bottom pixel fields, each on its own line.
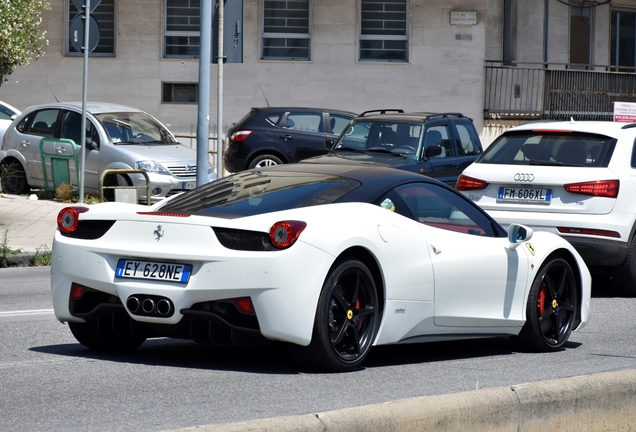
left=478, top=131, right=614, bottom=167
left=160, top=171, right=360, bottom=216
left=23, top=109, right=59, bottom=138
left=376, top=182, right=502, bottom=237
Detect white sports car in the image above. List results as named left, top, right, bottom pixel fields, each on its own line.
left=51, top=164, right=592, bottom=372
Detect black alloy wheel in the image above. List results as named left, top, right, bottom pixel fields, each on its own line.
left=516, top=256, right=578, bottom=352
left=291, top=257, right=379, bottom=372
left=0, top=160, right=29, bottom=195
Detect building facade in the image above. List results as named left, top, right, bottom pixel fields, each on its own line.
left=1, top=0, right=636, bottom=146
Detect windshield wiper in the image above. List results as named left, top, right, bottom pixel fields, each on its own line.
left=365, top=147, right=406, bottom=158
left=528, top=159, right=583, bottom=167
left=332, top=146, right=366, bottom=153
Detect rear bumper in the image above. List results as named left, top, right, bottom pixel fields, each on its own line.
left=487, top=209, right=633, bottom=268
left=223, top=150, right=246, bottom=173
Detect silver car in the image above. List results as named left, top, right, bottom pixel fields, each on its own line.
left=0, top=102, right=215, bottom=202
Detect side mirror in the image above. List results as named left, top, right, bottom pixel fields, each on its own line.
left=508, top=223, right=533, bottom=249
left=325, top=138, right=335, bottom=151
left=86, top=138, right=98, bottom=150
left=424, top=144, right=442, bottom=158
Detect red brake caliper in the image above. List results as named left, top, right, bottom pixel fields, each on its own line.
left=355, top=299, right=361, bottom=327
left=537, top=283, right=547, bottom=316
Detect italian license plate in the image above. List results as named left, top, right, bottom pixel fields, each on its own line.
left=183, top=181, right=196, bottom=190
left=115, top=259, right=192, bottom=283
left=498, top=187, right=552, bottom=203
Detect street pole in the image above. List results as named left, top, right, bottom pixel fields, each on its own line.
left=196, top=0, right=212, bottom=187
left=217, top=0, right=224, bottom=178
left=79, top=0, right=91, bottom=204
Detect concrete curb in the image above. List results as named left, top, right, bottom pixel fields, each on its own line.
left=165, top=369, right=636, bottom=431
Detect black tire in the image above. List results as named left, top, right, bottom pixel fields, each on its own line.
left=103, top=174, right=132, bottom=202
left=290, top=258, right=379, bottom=372
left=69, top=315, right=146, bottom=351
left=0, top=160, right=29, bottom=195
left=612, top=235, right=636, bottom=297
left=515, top=256, right=578, bottom=352
left=249, top=154, right=283, bottom=169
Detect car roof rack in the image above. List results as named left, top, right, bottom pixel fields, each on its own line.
left=423, top=113, right=467, bottom=121
left=621, top=123, right=636, bottom=129
left=359, top=109, right=404, bottom=117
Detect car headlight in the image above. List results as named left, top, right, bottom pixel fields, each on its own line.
left=136, top=160, right=171, bottom=175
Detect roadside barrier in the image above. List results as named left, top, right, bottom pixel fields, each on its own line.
left=165, top=369, right=636, bottom=431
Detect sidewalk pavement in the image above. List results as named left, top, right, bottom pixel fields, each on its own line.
left=0, top=193, right=70, bottom=254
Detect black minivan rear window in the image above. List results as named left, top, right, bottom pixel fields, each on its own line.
left=477, top=131, right=615, bottom=167
left=159, top=171, right=360, bottom=217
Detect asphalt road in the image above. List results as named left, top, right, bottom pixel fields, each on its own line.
left=1, top=267, right=635, bottom=432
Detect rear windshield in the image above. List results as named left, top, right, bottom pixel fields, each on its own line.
left=477, top=131, right=615, bottom=167
left=159, top=171, right=361, bottom=217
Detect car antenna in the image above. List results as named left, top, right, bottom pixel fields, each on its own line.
left=259, top=84, right=270, bottom=107
left=46, top=82, right=60, bottom=102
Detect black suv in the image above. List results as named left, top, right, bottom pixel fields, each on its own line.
left=223, top=107, right=358, bottom=172
left=301, top=111, right=483, bottom=187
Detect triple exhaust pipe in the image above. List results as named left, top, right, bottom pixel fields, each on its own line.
left=127, top=295, right=173, bottom=317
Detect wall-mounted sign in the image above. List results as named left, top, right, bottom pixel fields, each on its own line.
left=450, top=11, right=477, bottom=26
left=614, top=101, right=636, bottom=122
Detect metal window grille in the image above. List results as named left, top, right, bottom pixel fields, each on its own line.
left=261, top=0, right=310, bottom=60
left=164, top=0, right=201, bottom=58
left=359, top=0, right=408, bottom=62
left=67, top=0, right=115, bottom=57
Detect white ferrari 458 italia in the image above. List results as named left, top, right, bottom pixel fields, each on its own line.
left=51, top=164, right=591, bottom=372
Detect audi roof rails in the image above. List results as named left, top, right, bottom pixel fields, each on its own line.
left=621, top=123, right=636, bottom=129
left=423, top=113, right=467, bottom=122
left=359, top=109, right=404, bottom=117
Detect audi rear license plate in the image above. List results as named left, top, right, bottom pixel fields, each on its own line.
left=498, top=187, right=552, bottom=203
left=115, top=259, right=192, bottom=283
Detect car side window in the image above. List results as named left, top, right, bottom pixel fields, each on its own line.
left=393, top=182, right=498, bottom=237
left=329, top=114, right=354, bottom=135
left=423, top=125, right=453, bottom=158
left=284, top=113, right=323, bottom=132
left=456, top=122, right=482, bottom=156
left=23, top=109, right=59, bottom=138
left=60, top=111, right=100, bottom=148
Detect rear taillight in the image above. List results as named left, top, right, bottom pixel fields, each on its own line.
left=235, top=297, right=255, bottom=314
left=57, top=207, right=89, bottom=234
left=230, top=130, right=252, bottom=142
left=557, top=227, right=620, bottom=238
left=564, top=180, right=619, bottom=198
left=269, top=221, right=307, bottom=249
left=455, top=174, right=488, bottom=191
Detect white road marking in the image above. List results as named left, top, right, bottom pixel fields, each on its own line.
left=0, top=309, right=54, bottom=317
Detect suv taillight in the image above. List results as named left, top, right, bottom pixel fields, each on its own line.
left=564, top=180, right=619, bottom=198
left=230, top=130, right=252, bottom=142
left=455, top=174, right=488, bottom=191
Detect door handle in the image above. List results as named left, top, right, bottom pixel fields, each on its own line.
left=20, top=140, right=29, bottom=147
left=431, top=245, right=442, bottom=255
left=280, top=135, right=293, bottom=141
left=56, top=147, right=67, bottom=154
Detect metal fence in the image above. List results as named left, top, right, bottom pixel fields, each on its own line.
left=484, top=61, right=636, bottom=121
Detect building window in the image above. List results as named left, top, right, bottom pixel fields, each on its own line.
left=164, top=0, right=201, bottom=58
left=611, top=9, right=636, bottom=71
left=503, top=0, right=517, bottom=65
left=162, top=83, right=198, bottom=103
left=359, top=0, right=408, bottom=62
left=67, top=0, right=115, bottom=56
left=570, top=6, right=592, bottom=68
left=261, top=0, right=310, bottom=60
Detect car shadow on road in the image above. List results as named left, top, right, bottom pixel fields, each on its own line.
left=30, top=335, right=583, bottom=374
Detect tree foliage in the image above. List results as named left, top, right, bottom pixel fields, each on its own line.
left=0, top=0, right=51, bottom=86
